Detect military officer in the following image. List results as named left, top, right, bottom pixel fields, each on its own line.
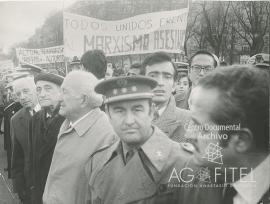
left=85, top=76, right=192, bottom=204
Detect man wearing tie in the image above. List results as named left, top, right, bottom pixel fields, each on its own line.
left=10, top=76, right=39, bottom=204
left=141, top=52, right=190, bottom=143
left=178, top=65, right=269, bottom=204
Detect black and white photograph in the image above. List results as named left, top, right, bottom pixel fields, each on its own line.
left=0, top=0, right=269, bottom=203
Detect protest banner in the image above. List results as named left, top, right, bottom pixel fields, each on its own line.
left=0, top=60, right=14, bottom=71
left=16, top=45, right=64, bottom=64
left=63, top=7, right=189, bottom=58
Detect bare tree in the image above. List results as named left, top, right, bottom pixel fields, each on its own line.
left=231, top=1, right=270, bottom=56
left=200, top=1, right=231, bottom=57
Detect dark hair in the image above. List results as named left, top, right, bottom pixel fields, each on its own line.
left=190, top=50, right=218, bottom=68
left=178, top=74, right=192, bottom=88
left=130, top=62, right=142, bottom=70
left=142, top=52, right=178, bottom=81
left=80, top=50, right=107, bottom=79
left=198, top=65, right=269, bottom=152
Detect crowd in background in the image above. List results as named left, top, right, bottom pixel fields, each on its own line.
left=0, top=49, right=269, bottom=204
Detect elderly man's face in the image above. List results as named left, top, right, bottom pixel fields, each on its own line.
left=59, top=79, right=81, bottom=118
left=108, top=99, right=153, bottom=148
left=14, top=79, right=37, bottom=108
left=189, top=54, right=215, bottom=85
left=36, top=81, right=61, bottom=108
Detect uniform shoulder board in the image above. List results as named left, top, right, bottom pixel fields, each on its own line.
left=4, top=102, right=15, bottom=112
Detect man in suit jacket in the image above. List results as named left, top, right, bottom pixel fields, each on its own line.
left=43, top=71, right=117, bottom=204
left=178, top=65, right=269, bottom=204
left=141, top=52, right=190, bottom=143
left=28, top=73, right=65, bottom=204
left=86, top=76, right=192, bottom=204
left=10, top=76, right=39, bottom=204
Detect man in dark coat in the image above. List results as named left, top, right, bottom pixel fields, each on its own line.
left=3, top=89, right=22, bottom=178
left=10, top=76, right=39, bottom=204
left=28, top=73, right=65, bottom=204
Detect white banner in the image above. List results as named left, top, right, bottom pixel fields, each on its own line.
left=16, top=45, right=64, bottom=64
left=0, top=60, right=14, bottom=71
left=64, top=8, right=189, bottom=58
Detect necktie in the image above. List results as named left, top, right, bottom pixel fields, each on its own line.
left=223, top=185, right=237, bottom=204
left=153, top=109, right=159, bottom=121
left=126, top=150, right=134, bottom=164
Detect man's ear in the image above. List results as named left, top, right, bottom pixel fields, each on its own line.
left=80, top=94, right=88, bottom=107
left=104, top=104, right=112, bottom=118
left=149, top=103, right=155, bottom=119
left=230, top=128, right=253, bottom=153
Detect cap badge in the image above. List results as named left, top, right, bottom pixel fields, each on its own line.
left=116, top=78, right=128, bottom=87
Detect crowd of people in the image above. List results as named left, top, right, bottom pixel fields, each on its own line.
left=0, top=49, right=269, bottom=204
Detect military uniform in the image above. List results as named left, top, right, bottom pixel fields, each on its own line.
left=86, top=76, right=192, bottom=204
left=86, top=126, right=191, bottom=204
left=3, top=101, right=22, bottom=178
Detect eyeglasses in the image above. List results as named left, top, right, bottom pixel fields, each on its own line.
left=190, top=65, right=214, bottom=73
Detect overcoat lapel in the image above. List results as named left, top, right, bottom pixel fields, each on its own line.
left=112, top=152, right=157, bottom=204
left=154, top=97, right=180, bottom=137
left=18, top=108, right=31, bottom=130
left=39, top=114, right=64, bottom=158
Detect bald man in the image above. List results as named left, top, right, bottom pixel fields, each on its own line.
left=10, top=76, right=39, bottom=204
left=43, top=70, right=117, bottom=204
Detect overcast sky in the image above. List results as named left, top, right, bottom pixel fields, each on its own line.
left=0, top=0, right=76, bottom=54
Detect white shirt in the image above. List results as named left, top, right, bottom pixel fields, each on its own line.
left=232, top=155, right=270, bottom=204
left=30, top=103, right=41, bottom=116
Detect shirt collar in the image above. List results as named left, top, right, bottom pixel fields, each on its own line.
left=69, top=108, right=100, bottom=137
left=233, top=154, right=270, bottom=204
left=34, top=103, right=41, bottom=113
left=107, top=126, right=172, bottom=172
left=70, top=110, right=93, bottom=128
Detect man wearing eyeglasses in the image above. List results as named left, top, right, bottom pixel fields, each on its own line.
left=184, top=51, right=219, bottom=109
left=189, top=50, right=219, bottom=86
